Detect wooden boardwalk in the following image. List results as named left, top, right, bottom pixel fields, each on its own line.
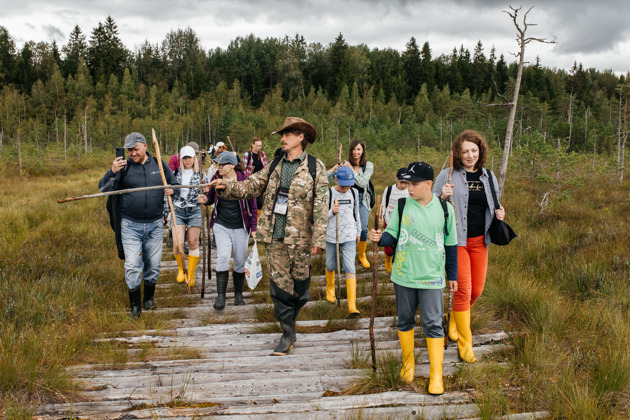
left=36, top=244, right=517, bottom=419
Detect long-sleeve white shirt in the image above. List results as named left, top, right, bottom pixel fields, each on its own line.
left=380, top=184, right=410, bottom=225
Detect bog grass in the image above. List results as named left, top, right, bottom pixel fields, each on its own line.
left=1, top=147, right=629, bottom=417
left=0, top=154, right=179, bottom=412
left=451, top=154, right=630, bottom=417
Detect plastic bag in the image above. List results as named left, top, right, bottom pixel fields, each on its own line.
left=244, top=239, right=263, bottom=290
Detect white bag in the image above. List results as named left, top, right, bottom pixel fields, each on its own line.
left=244, top=239, right=263, bottom=290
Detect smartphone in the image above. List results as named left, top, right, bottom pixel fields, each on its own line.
left=116, top=147, right=125, bottom=159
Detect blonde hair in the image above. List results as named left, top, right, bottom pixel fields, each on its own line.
left=180, top=154, right=199, bottom=173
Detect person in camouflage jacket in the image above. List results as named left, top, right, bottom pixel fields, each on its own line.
left=214, top=117, right=329, bottom=356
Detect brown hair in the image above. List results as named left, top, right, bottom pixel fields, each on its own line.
left=348, top=139, right=367, bottom=167
left=214, top=145, right=227, bottom=158
left=452, top=130, right=488, bottom=171
left=251, top=137, right=262, bottom=145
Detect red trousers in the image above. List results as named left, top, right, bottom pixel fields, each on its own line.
left=453, top=235, right=488, bottom=312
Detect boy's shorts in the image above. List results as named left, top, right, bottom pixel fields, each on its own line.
left=325, top=241, right=357, bottom=274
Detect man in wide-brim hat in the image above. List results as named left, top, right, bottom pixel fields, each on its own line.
left=209, top=117, right=329, bottom=356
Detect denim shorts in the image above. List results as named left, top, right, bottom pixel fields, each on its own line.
left=173, top=206, right=202, bottom=228
left=325, top=241, right=357, bottom=274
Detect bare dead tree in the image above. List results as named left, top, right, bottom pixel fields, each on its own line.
left=498, top=6, right=555, bottom=197
left=618, top=90, right=629, bottom=184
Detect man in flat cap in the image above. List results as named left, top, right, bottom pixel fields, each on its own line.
left=98, top=132, right=178, bottom=318
left=211, top=117, right=328, bottom=355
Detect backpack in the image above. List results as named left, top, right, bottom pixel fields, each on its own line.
left=267, top=153, right=318, bottom=199
left=328, top=188, right=359, bottom=221
left=353, top=164, right=376, bottom=209
left=392, top=196, right=450, bottom=261
left=384, top=185, right=393, bottom=210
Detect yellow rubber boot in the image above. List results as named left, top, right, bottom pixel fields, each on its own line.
left=453, top=310, right=476, bottom=363
left=398, top=329, right=415, bottom=383
left=187, top=255, right=199, bottom=288
left=448, top=310, right=458, bottom=342
left=346, top=277, right=360, bottom=317
left=426, top=337, right=444, bottom=395
left=384, top=254, right=393, bottom=274
left=325, top=270, right=336, bottom=304
left=358, top=241, right=371, bottom=269
left=174, top=254, right=186, bottom=283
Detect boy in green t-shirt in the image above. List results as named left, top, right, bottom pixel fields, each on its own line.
left=369, top=161, right=458, bottom=395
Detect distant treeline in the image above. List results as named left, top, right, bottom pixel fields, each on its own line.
left=0, top=17, right=628, bottom=156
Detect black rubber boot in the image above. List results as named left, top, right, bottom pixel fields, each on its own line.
left=166, top=228, right=173, bottom=247
left=213, top=270, right=229, bottom=310
left=143, top=282, right=156, bottom=310
left=233, top=271, right=246, bottom=306
left=129, top=286, right=142, bottom=319
left=272, top=317, right=296, bottom=356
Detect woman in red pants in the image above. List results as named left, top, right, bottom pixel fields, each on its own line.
left=433, top=130, right=506, bottom=363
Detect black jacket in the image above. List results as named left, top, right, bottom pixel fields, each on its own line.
left=99, top=153, right=178, bottom=259
left=99, top=152, right=178, bottom=222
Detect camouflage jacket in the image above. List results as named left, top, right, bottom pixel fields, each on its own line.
left=219, top=153, right=329, bottom=249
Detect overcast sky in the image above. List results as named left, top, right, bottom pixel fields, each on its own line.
left=1, top=0, right=629, bottom=74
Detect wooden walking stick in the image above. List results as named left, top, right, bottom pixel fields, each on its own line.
left=204, top=206, right=212, bottom=299
left=369, top=195, right=382, bottom=372
left=152, top=128, right=189, bottom=294
left=226, top=136, right=236, bottom=153
left=334, top=198, right=341, bottom=308
left=201, top=200, right=207, bottom=299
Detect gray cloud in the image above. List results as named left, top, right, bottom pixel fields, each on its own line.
left=43, top=24, right=64, bottom=42
left=0, top=0, right=628, bottom=73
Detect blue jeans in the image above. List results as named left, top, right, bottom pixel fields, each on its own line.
left=325, top=241, right=357, bottom=274
left=174, top=206, right=202, bottom=228
left=358, top=193, right=369, bottom=241
left=121, top=218, right=164, bottom=290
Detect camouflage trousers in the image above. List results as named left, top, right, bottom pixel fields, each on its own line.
left=266, top=239, right=312, bottom=321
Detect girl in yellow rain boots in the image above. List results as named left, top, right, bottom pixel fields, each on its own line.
left=171, top=146, right=208, bottom=291
left=369, top=161, right=458, bottom=394
left=325, top=167, right=361, bottom=316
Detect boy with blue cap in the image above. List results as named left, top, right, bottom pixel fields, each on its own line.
left=326, top=166, right=361, bottom=316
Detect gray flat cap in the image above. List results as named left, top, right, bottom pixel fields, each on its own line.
left=122, top=132, right=147, bottom=149
left=213, top=151, right=238, bottom=165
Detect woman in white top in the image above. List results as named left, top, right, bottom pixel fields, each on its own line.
left=170, top=146, right=208, bottom=288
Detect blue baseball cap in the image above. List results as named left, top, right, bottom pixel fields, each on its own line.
left=334, top=166, right=355, bottom=186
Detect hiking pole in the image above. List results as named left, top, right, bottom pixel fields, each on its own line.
left=443, top=151, right=457, bottom=349
left=334, top=198, right=341, bottom=308
left=369, top=195, right=382, bottom=373
left=152, top=129, right=189, bottom=294
left=226, top=136, right=236, bottom=153
left=204, top=209, right=212, bottom=299
left=201, top=202, right=207, bottom=299
left=57, top=183, right=216, bottom=203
